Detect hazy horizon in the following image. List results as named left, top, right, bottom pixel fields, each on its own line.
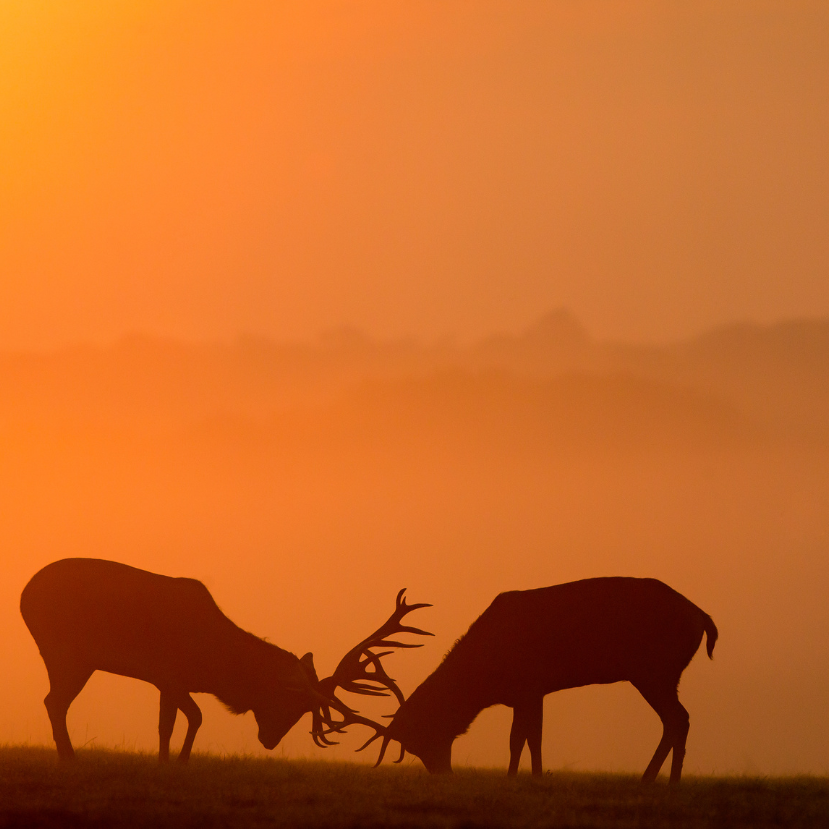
left=3, top=309, right=828, bottom=775
left=2, top=307, right=828, bottom=354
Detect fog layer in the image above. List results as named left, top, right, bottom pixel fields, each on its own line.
left=2, top=313, right=827, bottom=774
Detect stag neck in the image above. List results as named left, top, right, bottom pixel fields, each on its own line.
left=395, top=665, right=485, bottom=745
left=208, top=628, right=300, bottom=713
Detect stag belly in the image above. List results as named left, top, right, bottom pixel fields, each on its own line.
left=487, top=627, right=656, bottom=704
left=493, top=665, right=629, bottom=707
left=89, top=635, right=212, bottom=689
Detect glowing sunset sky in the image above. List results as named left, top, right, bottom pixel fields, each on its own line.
left=1, top=0, right=827, bottom=349
left=3, top=2, right=829, bottom=776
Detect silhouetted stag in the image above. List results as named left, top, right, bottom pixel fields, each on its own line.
left=372, top=577, right=717, bottom=784
left=20, top=558, right=431, bottom=762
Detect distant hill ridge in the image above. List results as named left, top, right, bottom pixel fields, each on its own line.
left=1, top=312, right=827, bottom=442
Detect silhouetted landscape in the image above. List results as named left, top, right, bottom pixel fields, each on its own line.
left=4, top=2, right=828, bottom=824
left=2, top=313, right=828, bottom=776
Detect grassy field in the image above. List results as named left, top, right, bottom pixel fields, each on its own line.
left=1, top=747, right=827, bottom=828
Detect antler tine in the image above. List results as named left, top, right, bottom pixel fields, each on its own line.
left=311, top=692, right=390, bottom=754
left=310, top=706, right=340, bottom=747
left=354, top=730, right=384, bottom=754
left=337, top=683, right=390, bottom=697
left=359, top=651, right=405, bottom=705
left=319, top=588, right=433, bottom=702
left=370, top=734, right=392, bottom=768
left=311, top=692, right=406, bottom=769
left=310, top=590, right=430, bottom=763
left=395, top=587, right=432, bottom=611
left=311, top=728, right=340, bottom=748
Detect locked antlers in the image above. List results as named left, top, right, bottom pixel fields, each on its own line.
left=311, top=589, right=432, bottom=751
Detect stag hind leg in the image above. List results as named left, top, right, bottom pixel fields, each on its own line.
left=158, top=690, right=177, bottom=762
left=43, top=661, right=94, bottom=761
left=634, top=681, right=690, bottom=785
left=508, top=696, right=544, bottom=776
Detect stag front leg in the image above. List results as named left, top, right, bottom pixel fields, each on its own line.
left=175, top=693, right=203, bottom=763
left=526, top=696, right=544, bottom=776
left=509, top=697, right=544, bottom=776
left=158, top=689, right=177, bottom=762
left=508, top=708, right=526, bottom=776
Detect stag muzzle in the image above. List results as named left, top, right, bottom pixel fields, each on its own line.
left=399, top=740, right=452, bottom=774
left=420, top=748, right=453, bottom=775
left=256, top=717, right=295, bottom=751
left=254, top=685, right=316, bottom=751
left=259, top=734, right=279, bottom=751
left=386, top=719, right=452, bottom=773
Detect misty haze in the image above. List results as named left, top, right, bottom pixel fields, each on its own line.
left=3, top=7, right=829, bottom=823
left=2, top=311, right=827, bottom=775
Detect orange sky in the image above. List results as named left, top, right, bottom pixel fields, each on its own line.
left=2, top=0, right=828, bottom=349
left=2, top=5, right=829, bottom=773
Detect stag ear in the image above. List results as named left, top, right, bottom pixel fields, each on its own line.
left=299, top=652, right=318, bottom=681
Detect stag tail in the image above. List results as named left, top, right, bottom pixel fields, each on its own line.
left=703, top=614, right=718, bottom=659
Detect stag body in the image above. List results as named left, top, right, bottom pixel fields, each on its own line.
left=21, top=559, right=430, bottom=762
left=386, top=578, right=717, bottom=784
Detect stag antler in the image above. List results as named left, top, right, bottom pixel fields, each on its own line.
left=309, top=692, right=389, bottom=751
left=314, top=704, right=405, bottom=767
left=320, top=588, right=432, bottom=703
left=310, top=589, right=432, bottom=752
